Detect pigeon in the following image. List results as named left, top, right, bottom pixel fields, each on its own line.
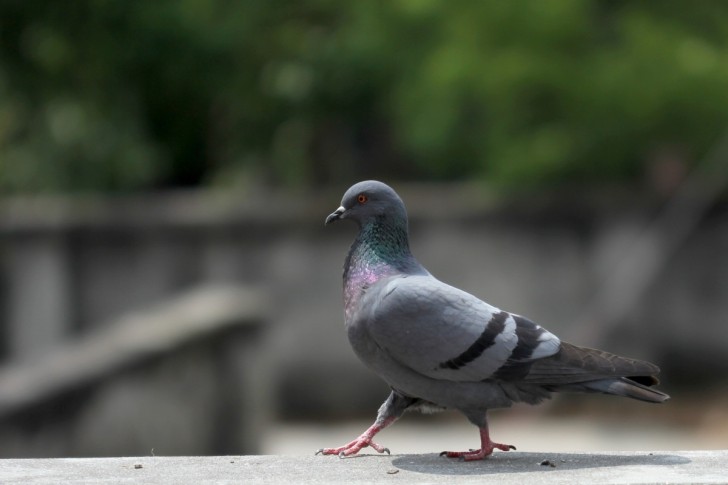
left=317, top=180, right=669, bottom=461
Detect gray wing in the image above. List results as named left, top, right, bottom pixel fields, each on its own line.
left=363, top=275, right=561, bottom=382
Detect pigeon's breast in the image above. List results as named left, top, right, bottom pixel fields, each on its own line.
left=343, top=261, right=395, bottom=322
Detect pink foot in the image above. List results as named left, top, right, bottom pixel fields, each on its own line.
left=440, top=426, right=515, bottom=461
left=316, top=422, right=391, bottom=458
left=440, top=442, right=515, bottom=461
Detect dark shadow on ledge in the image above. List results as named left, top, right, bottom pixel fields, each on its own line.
left=390, top=452, right=691, bottom=476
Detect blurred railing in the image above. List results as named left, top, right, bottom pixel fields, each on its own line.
left=0, top=186, right=726, bottom=436
left=0, top=285, right=268, bottom=457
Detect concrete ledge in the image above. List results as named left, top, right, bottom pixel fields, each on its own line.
left=0, top=451, right=725, bottom=484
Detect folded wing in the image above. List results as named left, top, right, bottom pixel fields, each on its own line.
left=364, top=275, right=561, bottom=382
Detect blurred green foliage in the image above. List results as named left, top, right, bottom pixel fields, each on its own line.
left=1, top=0, right=728, bottom=193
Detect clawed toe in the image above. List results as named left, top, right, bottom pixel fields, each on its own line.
left=440, top=442, right=515, bottom=461
left=440, top=449, right=488, bottom=461
left=316, top=422, right=392, bottom=458
left=317, top=439, right=390, bottom=458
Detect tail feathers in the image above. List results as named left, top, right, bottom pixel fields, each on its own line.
left=552, top=377, right=670, bottom=403
left=524, top=342, right=662, bottom=384
left=517, top=342, right=670, bottom=403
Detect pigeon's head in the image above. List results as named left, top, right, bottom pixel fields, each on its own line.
left=325, top=180, right=407, bottom=228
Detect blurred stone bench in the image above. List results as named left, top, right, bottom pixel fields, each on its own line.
left=0, top=285, right=268, bottom=457
left=0, top=451, right=725, bottom=484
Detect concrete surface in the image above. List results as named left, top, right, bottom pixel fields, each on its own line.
left=0, top=451, right=726, bottom=484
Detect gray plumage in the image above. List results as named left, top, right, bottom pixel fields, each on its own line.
left=318, top=180, right=669, bottom=461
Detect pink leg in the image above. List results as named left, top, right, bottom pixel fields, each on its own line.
left=440, top=425, right=515, bottom=461
left=316, top=417, right=395, bottom=458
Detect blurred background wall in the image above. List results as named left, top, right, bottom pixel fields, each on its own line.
left=0, top=0, right=727, bottom=457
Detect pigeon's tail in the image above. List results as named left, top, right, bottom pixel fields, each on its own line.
left=520, top=342, right=670, bottom=403
left=550, top=377, right=669, bottom=403
left=574, top=377, right=669, bottom=403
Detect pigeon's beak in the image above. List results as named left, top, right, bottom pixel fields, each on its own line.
left=325, top=206, right=346, bottom=225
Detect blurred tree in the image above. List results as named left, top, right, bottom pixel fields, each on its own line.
left=0, top=0, right=727, bottom=193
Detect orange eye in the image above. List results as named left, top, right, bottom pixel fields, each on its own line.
left=357, top=194, right=368, bottom=204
